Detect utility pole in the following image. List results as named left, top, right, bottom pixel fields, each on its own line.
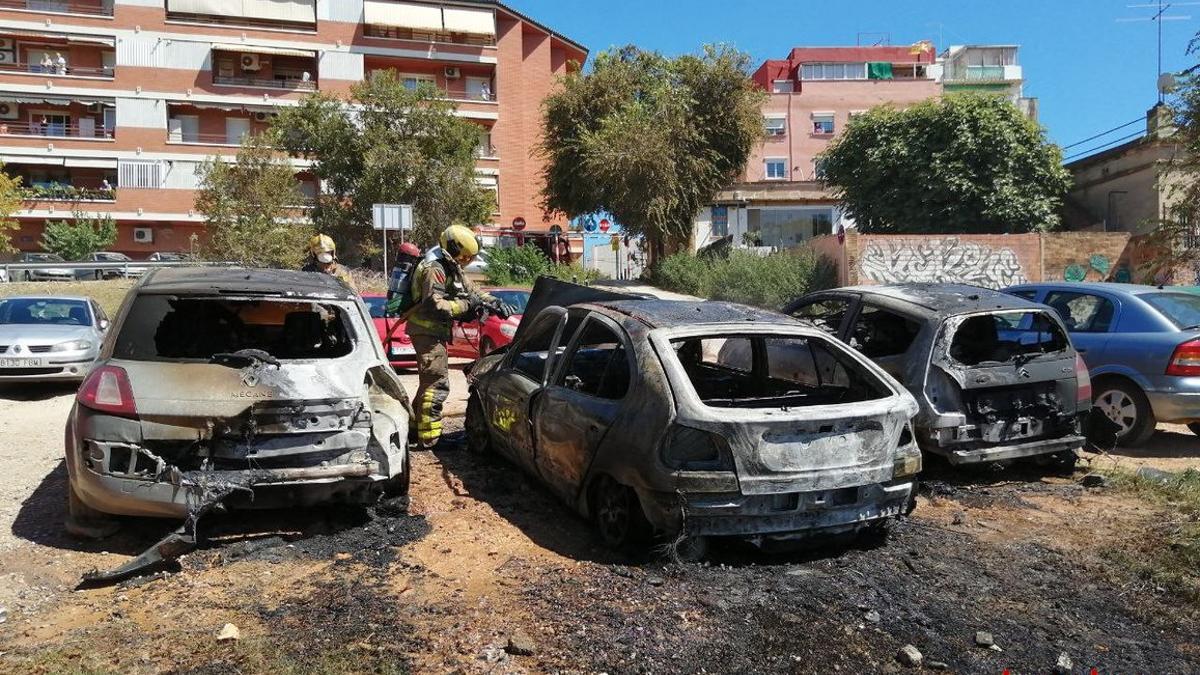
left=1120, top=1, right=1195, bottom=102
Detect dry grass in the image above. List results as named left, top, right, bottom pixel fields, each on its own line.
left=0, top=279, right=135, bottom=316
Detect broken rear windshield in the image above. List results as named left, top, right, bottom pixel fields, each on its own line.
left=113, top=296, right=354, bottom=361
left=946, top=311, right=1069, bottom=366
left=671, top=334, right=890, bottom=408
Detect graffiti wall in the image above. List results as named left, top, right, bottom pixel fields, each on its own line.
left=858, top=236, right=1033, bottom=289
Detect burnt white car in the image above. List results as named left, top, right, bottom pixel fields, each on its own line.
left=466, top=280, right=921, bottom=556
left=65, top=268, right=412, bottom=539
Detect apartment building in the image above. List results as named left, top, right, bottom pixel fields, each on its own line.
left=0, top=0, right=585, bottom=256
left=694, top=42, right=1033, bottom=250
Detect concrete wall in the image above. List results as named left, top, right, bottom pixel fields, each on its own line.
left=1067, top=141, right=1175, bottom=234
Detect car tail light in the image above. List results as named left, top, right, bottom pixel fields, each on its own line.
left=1075, top=354, right=1092, bottom=400
left=77, top=365, right=137, bottom=417
left=660, top=425, right=734, bottom=471
left=1167, top=339, right=1200, bottom=377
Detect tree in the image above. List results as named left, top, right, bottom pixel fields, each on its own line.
left=0, top=167, right=23, bottom=253
left=819, top=93, right=1071, bottom=234
left=540, top=45, right=766, bottom=260
left=195, top=136, right=308, bottom=268
left=40, top=213, right=117, bottom=260
left=271, top=71, right=492, bottom=262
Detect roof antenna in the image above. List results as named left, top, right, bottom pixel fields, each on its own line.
left=1118, top=1, right=1196, bottom=103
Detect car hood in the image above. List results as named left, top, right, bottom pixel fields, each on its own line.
left=0, top=323, right=93, bottom=343
left=513, top=277, right=638, bottom=342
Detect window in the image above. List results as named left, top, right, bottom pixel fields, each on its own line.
left=363, top=296, right=387, bottom=319
left=401, top=74, right=437, bottom=90
left=0, top=298, right=91, bottom=326
left=789, top=297, right=851, bottom=335
left=801, top=63, right=867, bottom=80
left=559, top=320, right=630, bottom=400
left=812, top=158, right=828, bottom=180
left=118, top=160, right=162, bottom=189
left=1043, top=292, right=1115, bottom=334
left=765, top=158, right=788, bottom=180
left=812, top=114, right=835, bottom=135
left=771, top=79, right=794, bottom=93
left=511, top=315, right=560, bottom=381
left=225, top=117, right=251, bottom=145
left=763, top=116, right=787, bottom=136
left=1143, top=292, right=1200, bottom=329
left=947, top=311, right=1069, bottom=366
left=1007, top=289, right=1037, bottom=301
left=31, top=113, right=70, bottom=137
left=850, top=305, right=921, bottom=359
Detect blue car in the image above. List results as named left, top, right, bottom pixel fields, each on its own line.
left=1005, top=282, right=1200, bottom=446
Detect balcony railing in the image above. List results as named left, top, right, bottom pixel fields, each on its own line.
left=474, top=143, right=497, bottom=158
left=0, top=61, right=114, bottom=79
left=0, top=121, right=113, bottom=139
left=20, top=184, right=115, bottom=201
left=213, top=74, right=317, bottom=91
left=0, top=0, right=113, bottom=16
left=166, top=131, right=272, bottom=146
left=364, top=24, right=496, bottom=47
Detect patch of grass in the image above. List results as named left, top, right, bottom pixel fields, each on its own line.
left=0, top=279, right=135, bottom=316
left=651, top=249, right=837, bottom=309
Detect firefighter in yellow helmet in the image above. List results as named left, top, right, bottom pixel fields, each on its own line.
left=303, top=233, right=357, bottom=292
left=408, top=225, right=514, bottom=449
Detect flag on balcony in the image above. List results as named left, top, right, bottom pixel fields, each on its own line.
left=867, top=62, right=893, bottom=80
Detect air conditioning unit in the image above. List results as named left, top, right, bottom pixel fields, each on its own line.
left=0, top=51, right=15, bottom=65
left=241, top=53, right=262, bottom=72
left=444, top=66, right=461, bottom=79
left=0, top=102, right=17, bottom=120
left=133, top=227, right=154, bottom=244
left=253, top=111, right=276, bottom=122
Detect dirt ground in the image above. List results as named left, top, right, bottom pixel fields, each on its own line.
left=3, top=367, right=1200, bottom=673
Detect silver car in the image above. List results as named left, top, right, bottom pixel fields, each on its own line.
left=65, top=268, right=412, bottom=542
left=76, top=252, right=148, bottom=280
left=17, top=252, right=75, bottom=282
left=0, top=296, right=106, bottom=382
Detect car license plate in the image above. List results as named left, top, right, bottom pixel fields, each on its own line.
left=389, top=345, right=414, bottom=357
left=0, top=358, right=43, bottom=368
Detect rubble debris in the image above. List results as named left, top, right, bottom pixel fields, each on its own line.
left=928, top=661, right=949, bottom=670
left=505, top=631, right=536, bottom=656
left=1080, top=474, right=1109, bottom=488
left=1136, top=466, right=1174, bottom=483
left=975, top=631, right=995, bottom=647
left=897, top=644, right=923, bottom=667
left=0, top=606, right=7, bottom=624
left=216, top=623, right=240, bottom=642
left=1055, top=652, right=1074, bottom=674
left=863, top=609, right=881, bottom=623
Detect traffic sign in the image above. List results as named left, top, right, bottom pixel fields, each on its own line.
left=372, top=203, right=413, bottom=231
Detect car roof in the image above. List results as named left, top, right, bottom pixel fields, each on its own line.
left=594, top=299, right=795, bottom=329
left=834, top=283, right=1043, bottom=317
left=137, top=267, right=356, bottom=299
left=1010, top=281, right=1185, bottom=296
left=0, top=295, right=91, bottom=303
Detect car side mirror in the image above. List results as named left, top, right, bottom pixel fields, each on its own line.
left=99, top=319, right=109, bottom=331
left=564, top=375, right=583, bottom=391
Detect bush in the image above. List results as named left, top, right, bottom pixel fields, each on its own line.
left=40, top=214, right=117, bottom=261
left=485, top=245, right=607, bottom=287
left=653, top=249, right=837, bottom=309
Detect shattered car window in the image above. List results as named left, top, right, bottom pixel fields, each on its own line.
left=113, top=296, right=354, bottom=361
left=675, top=334, right=889, bottom=408
left=560, top=320, right=630, bottom=399
left=947, top=311, right=1069, bottom=366
left=789, top=298, right=850, bottom=334
left=511, top=314, right=561, bottom=381
left=851, top=305, right=921, bottom=358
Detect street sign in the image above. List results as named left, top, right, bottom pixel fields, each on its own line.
left=373, top=203, right=413, bottom=231
left=512, top=216, right=527, bottom=231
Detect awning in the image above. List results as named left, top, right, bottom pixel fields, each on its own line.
left=365, top=1, right=443, bottom=31
left=443, top=7, right=495, bottom=36
left=0, top=156, right=65, bottom=166
left=66, top=35, right=116, bottom=48
left=168, top=0, right=314, bottom=23
left=64, top=158, right=118, bottom=169
left=212, top=43, right=316, bottom=59
left=0, top=95, right=115, bottom=106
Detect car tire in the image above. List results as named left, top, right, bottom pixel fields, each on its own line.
left=1093, top=379, right=1156, bottom=448
left=465, top=389, right=491, bottom=455
left=591, top=474, right=651, bottom=554
left=64, top=481, right=120, bottom=540
left=94, top=270, right=103, bottom=281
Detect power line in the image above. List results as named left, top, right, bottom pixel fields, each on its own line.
left=1063, top=130, right=1148, bottom=161
left=1061, top=116, right=1147, bottom=149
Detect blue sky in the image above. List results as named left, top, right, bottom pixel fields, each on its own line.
left=513, top=0, right=1196, bottom=157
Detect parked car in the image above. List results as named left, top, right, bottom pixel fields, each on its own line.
left=0, top=296, right=107, bottom=382
left=465, top=279, right=922, bottom=556
left=145, top=251, right=188, bottom=262
left=362, top=294, right=416, bottom=368
left=64, top=268, right=412, bottom=538
left=448, top=288, right=530, bottom=358
left=76, top=252, right=148, bottom=280
left=783, top=284, right=1089, bottom=466
left=1006, top=282, right=1200, bottom=446
left=16, top=252, right=74, bottom=282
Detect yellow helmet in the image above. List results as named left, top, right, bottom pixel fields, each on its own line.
left=439, top=225, right=480, bottom=265
left=308, top=234, right=336, bottom=263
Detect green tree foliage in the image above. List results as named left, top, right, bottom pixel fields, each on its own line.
left=819, top=93, right=1070, bottom=234
left=40, top=213, right=117, bottom=260
left=653, top=249, right=837, bottom=309
left=484, top=245, right=604, bottom=286
left=0, top=167, right=23, bottom=253
left=540, top=45, right=765, bottom=260
left=195, top=137, right=308, bottom=268
left=271, top=72, right=493, bottom=262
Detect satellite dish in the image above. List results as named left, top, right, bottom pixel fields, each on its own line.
left=1159, top=72, right=1178, bottom=94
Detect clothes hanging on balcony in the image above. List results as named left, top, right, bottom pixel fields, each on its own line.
left=867, top=62, right=894, bottom=80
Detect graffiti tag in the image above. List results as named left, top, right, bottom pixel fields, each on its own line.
left=859, top=237, right=1028, bottom=289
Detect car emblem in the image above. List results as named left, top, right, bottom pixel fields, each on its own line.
left=10, top=345, right=21, bottom=354
left=1019, top=368, right=1031, bottom=379
left=241, top=372, right=259, bottom=387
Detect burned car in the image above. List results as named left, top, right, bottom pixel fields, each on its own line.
left=64, top=268, right=412, bottom=544
left=465, top=280, right=922, bottom=555
left=783, top=284, right=1090, bottom=466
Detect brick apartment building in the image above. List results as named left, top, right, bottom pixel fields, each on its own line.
left=0, top=0, right=585, bottom=257
left=694, top=43, right=1033, bottom=250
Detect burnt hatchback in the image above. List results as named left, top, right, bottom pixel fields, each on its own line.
left=783, top=284, right=1089, bottom=466
left=465, top=280, right=922, bottom=555
left=64, top=268, right=412, bottom=538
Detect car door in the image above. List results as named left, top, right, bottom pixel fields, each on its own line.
left=483, top=308, right=569, bottom=473
left=782, top=292, right=859, bottom=339
left=531, top=313, right=632, bottom=504
left=842, top=302, right=922, bottom=381
left=1041, top=289, right=1118, bottom=367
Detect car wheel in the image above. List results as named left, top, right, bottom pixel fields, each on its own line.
left=465, top=389, right=491, bottom=455
left=1093, top=380, right=1156, bottom=448
left=591, top=475, right=651, bottom=554
left=64, top=481, right=119, bottom=540
left=94, top=270, right=103, bottom=281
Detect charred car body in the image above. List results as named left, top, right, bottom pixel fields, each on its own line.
left=465, top=280, right=922, bottom=553
left=783, top=284, right=1089, bottom=466
left=64, top=268, right=412, bottom=538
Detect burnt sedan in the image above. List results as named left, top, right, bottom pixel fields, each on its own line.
left=465, top=281, right=922, bottom=555
left=783, top=284, right=1090, bottom=466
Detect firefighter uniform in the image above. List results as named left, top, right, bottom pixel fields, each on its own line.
left=303, top=233, right=358, bottom=292
left=302, top=259, right=357, bottom=291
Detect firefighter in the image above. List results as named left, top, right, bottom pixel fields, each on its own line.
left=303, top=233, right=357, bottom=292
left=408, top=225, right=513, bottom=449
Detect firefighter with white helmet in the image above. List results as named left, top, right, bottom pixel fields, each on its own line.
left=303, top=233, right=357, bottom=292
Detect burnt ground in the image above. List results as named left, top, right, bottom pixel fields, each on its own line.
left=2, top=365, right=1200, bottom=674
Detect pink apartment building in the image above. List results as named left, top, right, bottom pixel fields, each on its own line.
left=0, top=0, right=585, bottom=257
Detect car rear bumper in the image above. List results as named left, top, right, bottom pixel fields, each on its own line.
left=933, top=434, right=1084, bottom=465
left=1146, top=390, right=1200, bottom=424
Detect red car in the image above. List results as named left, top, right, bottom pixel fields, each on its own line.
left=448, top=288, right=529, bottom=358
left=362, top=294, right=417, bottom=368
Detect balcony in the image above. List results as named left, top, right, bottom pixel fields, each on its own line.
left=212, top=74, right=316, bottom=91
left=165, top=0, right=316, bottom=31
left=364, top=25, right=495, bottom=47
left=21, top=184, right=114, bottom=201
left=0, top=61, right=112, bottom=79
left=0, top=0, right=113, bottom=17
left=0, top=120, right=113, bottom=139
left=363, top=1, right=498, bottom=47
left=212, top=47, right=318, bottom=92
left=365, top=60, right=496, bottom=103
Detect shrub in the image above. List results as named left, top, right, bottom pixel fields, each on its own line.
left=485, top=245, right=607, bottom=287
left=40, top=214, right=117, bottom=261
left=653, top=249, right=837, bottom=309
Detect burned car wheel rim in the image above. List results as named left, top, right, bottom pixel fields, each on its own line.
left=1095, top=389, right=1137, bottom=435
left=595, top=479, right=632, bottom=547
